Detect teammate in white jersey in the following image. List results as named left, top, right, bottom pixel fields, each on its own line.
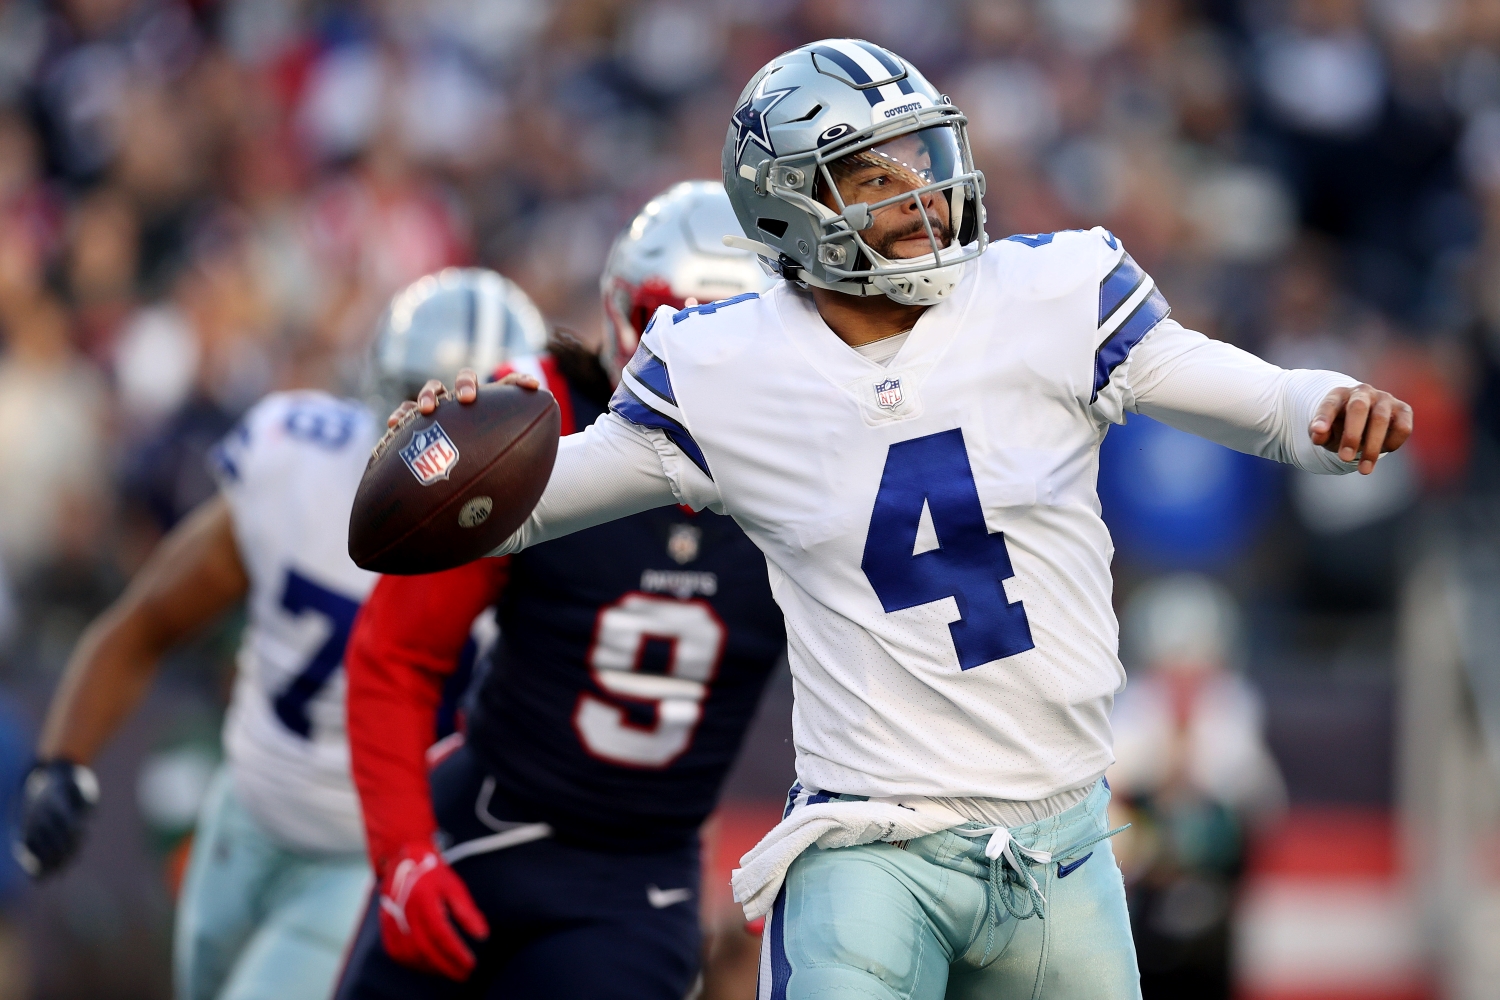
left=16, top=269, right=545, bottom=1000
left=401, top=39, right=1413, bottom=1000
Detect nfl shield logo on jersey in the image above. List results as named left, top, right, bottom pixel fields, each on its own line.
left=875, top=378, right=903, bottom=409
left=400, top=424, right=460, bottom=485
left=667, top=523, right=702, bottom=565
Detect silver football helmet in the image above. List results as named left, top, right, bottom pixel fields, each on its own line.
left=721, top=39, right=987, bottom=306
left=368, top=268, right=548, bottom=412
left=599, top=181, right=772, bottom=383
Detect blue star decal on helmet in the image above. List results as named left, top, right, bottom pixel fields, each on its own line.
left=731, top=79, right=798, bottom=164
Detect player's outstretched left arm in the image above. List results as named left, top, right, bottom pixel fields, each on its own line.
left=18, top=496, right=248, bottom=876
left=1113, top=318, right=1413, bottom=478
left=1308, top=383, right=1414, bottom=476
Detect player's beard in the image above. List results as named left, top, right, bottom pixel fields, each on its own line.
left=868, top=212, right=955, bottom=260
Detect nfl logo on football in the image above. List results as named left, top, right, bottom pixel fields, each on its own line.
left=400, top=424, right=461, bottom=485
left=875, top=378, right=903, bottom=409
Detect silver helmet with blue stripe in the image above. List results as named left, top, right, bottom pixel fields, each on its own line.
left=599, top=181, right=772, bottom=385
left=368, top=268, right=548, bottom=412
left=721, top=39, right=986, bottom=306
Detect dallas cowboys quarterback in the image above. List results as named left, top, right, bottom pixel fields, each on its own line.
left=17, top=269, right=544, bottom=1000
left=403, top=39, right=1413, bottom=1000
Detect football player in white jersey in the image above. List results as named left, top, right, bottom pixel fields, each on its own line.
left=15, top=269, right=546, bottom=1000
left=401, top=40, right=1413, bottom=1000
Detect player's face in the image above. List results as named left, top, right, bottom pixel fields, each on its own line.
left=824, top=127, right=956, bottom=260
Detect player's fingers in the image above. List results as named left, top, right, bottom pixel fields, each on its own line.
left=1385, top=400, right=1414, bottom=453
left=387, top=400, right=416, bottom=429
left=497, top=372, right=540, bottom=390
left=455, top=368, right=479, bottom=403
left=416, top=379, right=447, bottom=415
left=1337, top=386, right=1372, bottom=463
left=445, top=882, right=490, bottom=941
left=419, top=913, right=477, bottom=981
left=1309, top=386, right=1350, bottom=447
left=1357, top=397, right=1393, bottom=475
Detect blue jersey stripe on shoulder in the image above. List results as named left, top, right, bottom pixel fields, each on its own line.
left=609, top=384, right=714, bottom=479
left=1098, top=252, right=1147, bottom=328
left=625, top=347, right=676, bottom=406
left=671, top=292, right=760, bottom=324
left=1092, top=288, right=1170, bottom=401
left=610, top=381, right=681, bottom=432
left=810, top=45, right=883, bottom=106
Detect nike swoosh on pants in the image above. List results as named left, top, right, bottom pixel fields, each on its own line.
left=1057, top=853, right=1093, bottom=879
left=646, top=885, right=694, bottom=908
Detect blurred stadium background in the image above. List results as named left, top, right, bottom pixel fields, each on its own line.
left=0, top=0, right=1496, bottom=997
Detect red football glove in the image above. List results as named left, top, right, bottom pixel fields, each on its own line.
left=378, top=843, right=490, bottom=980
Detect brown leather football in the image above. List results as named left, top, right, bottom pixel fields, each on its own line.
left=348, top=384, right=560, bottom=575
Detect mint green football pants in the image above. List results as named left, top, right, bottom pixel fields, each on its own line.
left=756, top=780, right=1141, bottom=999
left=174, top=769, right=372, bottom=1000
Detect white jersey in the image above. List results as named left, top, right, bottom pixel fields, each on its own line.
left=496, top=227, right=1358, bottom=803
left=209, top=391, right=381, bottom=854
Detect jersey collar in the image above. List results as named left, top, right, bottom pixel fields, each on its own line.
left=771, top=257, right=980, bottom=393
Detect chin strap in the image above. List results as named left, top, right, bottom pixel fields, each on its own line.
left=721, top=235, right=778, bottom=257
left=722, top=236, right=807, bottom=282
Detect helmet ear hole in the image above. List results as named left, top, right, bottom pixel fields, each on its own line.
left=756, top=218, right=789, bottom=239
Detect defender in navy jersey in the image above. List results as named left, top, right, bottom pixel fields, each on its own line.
left=336, top=183, right=783, bottom=999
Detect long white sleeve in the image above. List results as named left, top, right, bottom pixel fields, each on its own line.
left=1109, top=318, right=1359, bottom=475
left=487, top=412, right=687, bottom=556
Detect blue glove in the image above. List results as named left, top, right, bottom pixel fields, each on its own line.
left=14, top=760, right=99, bottom=877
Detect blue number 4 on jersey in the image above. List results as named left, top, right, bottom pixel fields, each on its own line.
left=862, top=429, right=1035, bottom=670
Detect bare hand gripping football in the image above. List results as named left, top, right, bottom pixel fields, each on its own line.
left=348, top=371, right=557, bottom=575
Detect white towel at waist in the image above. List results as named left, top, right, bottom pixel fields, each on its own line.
left=730, top=796, right=966, bottom=921
left=729, top=780, right=1101, bottom=921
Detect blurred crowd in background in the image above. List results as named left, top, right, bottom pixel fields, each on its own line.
left=0, top=0, right=1495, bottom=997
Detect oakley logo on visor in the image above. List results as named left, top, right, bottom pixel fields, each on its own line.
left=818, top=123, right=854, bottom=146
